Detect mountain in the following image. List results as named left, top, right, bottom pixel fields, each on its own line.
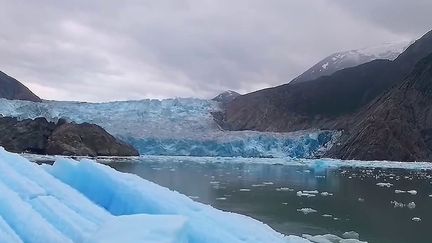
left=292, top=40, right=412, bottom=83
left=327, top=53, right=432, bottom=161
left=220, top=30, right=432, bottom=134
left=0, top=71, right=41, bottom=102
left=212, top=90, right=240, bottom=104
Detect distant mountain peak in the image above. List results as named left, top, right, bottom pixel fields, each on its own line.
left=292, top=40, right=413, bottom=84
left=212, top=90, right=240, bottom=103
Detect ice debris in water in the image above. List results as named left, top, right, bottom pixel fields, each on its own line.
left=391, top=201, right=405, bottom=208
left=407, top=190, right=417, bottom=195
left=0, top=147, right=320, bottom=243
left=303, top=233, right=367, bottom=243
left=412, top=217, right=421, bottom=222
left=376, top=182, right=393, bottom=188
left=342, top=231, right=360, bottom=240
left=276, top=187, right=294, bottom=192
left=394, top=190, right=406, bottom=194
left=407, top=202, right=416, bottom=209
left=297, top=191, right=317, bottom=197
left=297, top=208, right=318, bottom=215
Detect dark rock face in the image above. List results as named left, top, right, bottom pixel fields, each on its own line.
left=46, top=122, right=139, bottom=156
left=0, top=117, right=138, bottom=156
left=0, top=117, right=55, bottom=154
left=327, top=54, right=432, bottom=161
left=0, top=71, right=41, bottom=102
left=221, top=30, right=432, bottom=133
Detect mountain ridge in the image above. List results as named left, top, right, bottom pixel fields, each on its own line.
left=293, top=40, right=412, bottom=84
left=0, top=70, right=41, bottom=102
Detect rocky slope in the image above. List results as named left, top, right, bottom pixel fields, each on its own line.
left=221, top=30, right=432, bottom=133
left=0, top=71, right=41, bottom=102
left=292, top=41, right=412, bottom=84
left=327, top=53, right=432, bottom=161
left=0, top=117, right=138, bottom=156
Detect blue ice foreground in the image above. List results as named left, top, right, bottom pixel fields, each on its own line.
left=0, top=148, right=311, bottom=243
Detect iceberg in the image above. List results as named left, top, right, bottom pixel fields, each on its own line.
left=0, top=98, right=339, bottom=158
left=0, top=148, right=314, bottom=243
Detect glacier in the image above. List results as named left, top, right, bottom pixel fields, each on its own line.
left=0, top=147, right=323, bottom=243
left=0, top=98, right=339, bottom=158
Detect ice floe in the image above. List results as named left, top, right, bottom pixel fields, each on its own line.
left=297, top=208, right=318, bottom=215
left=376, top=182, right=393, bottom=188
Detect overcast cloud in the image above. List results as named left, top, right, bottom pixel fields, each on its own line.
left=0, top=0, right=430, bottom=101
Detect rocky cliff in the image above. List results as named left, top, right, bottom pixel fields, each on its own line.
left=327, top=53, right=432, bottom=161
left=0, top=117, right=138, bottom=156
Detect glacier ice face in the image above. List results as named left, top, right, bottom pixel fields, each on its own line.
left=0, top=147, right=316, bottom=243
left=0, top=98, right=339, bottom=158
left=123, top=130, right=337, bottom=158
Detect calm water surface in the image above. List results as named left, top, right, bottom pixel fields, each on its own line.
left=108, top=158, right=432, bottom=243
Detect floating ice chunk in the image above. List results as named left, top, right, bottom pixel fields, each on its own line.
left=216, top=197, right=227, bottom=201
left=276, top=187, right=293, bottom=191
left=394, top=190, right=406, bottom=194
left=342, top=231, right=360, bottom=240
left=303, top=233, right=363, bottom=243
left=358, top=198, right=365, bottom=202
left=297, top=208, right=317, bottom=214
left=263, top=182, right=274, bottom=185
left=322, top=214, right=333, bottom=218
left=412, top=217, right=421, bottom=222
left=239, top=188, right=251, bottom=192
left=340, top=239, right=367, bottom=243
left=407, top=190, right=417, bottom=195
left=376, top=182, right=393, bottom=188
left=302, top=234, right=334, bottom=243
left=303, top=190, right=319, bottom=194
left=390, top=201, right=405, bottom=208
left=320, top=192, right=333, bottom=197
left=296, top=191, right=316, bottom=197
left=84, top=214, right=188, bottom=243
left=407, top=202, right=416, bottom=209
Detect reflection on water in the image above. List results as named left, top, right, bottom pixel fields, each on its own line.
left=108, top=159, right=432, bottom=243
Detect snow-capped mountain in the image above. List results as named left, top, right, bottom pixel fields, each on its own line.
left=212, top=90, right=240, bottom=104
left=292, top=40, right=413, bottom=83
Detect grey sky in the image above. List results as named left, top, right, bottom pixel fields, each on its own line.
left=0, top=0, right=430, bottom=102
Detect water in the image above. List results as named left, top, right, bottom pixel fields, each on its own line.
left=107, top=158, right=432, bottom=243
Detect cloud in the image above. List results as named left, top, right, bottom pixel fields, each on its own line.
left=0, top=0, right=429, bottom=101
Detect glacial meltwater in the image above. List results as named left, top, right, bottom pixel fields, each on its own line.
left=107, top=157, right=432, bottom=243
